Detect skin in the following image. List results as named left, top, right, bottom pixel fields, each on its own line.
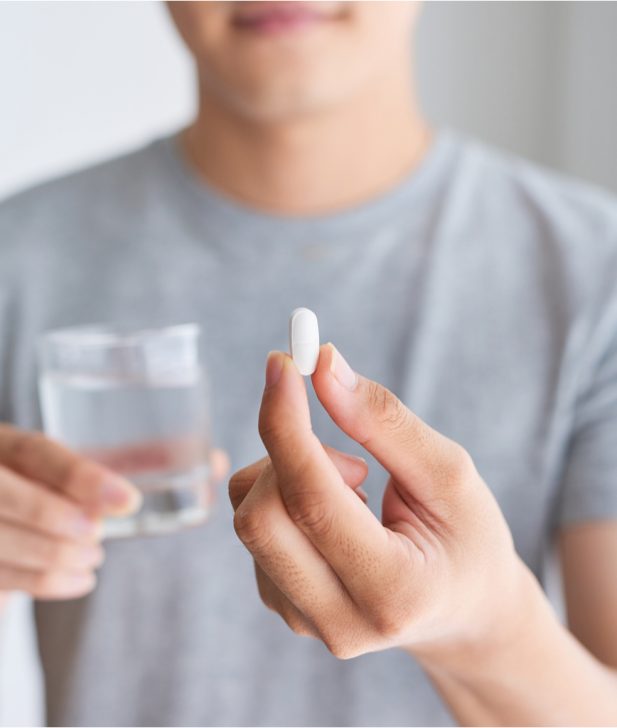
left=0, top=425, right=228, bottom=604
left=231, top=347, right=617, bottom=724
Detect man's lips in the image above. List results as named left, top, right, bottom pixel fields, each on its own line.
left=232, top=2, right=342, bottom=34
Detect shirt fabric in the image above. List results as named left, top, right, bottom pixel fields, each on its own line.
left=1, top=129, right=617, bottom=726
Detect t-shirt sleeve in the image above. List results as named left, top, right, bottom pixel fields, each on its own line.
left=557, top=296, right=617, bottom=526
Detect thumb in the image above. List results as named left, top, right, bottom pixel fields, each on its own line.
left=311, top=343, right=474, bottom=499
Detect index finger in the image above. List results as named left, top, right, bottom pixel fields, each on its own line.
left=0, top=425, right=141, bottom=517
left=258, top=352, right=397, bottom=603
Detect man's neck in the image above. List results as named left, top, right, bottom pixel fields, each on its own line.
left=181, top=62, right=430, bottom=216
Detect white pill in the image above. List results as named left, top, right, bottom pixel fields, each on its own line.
left=289, top=307, right=320, bottom=376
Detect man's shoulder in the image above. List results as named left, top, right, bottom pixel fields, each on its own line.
left=453, top=133, right=617, bottom=253
left=442, top=135, right=617, bottom=328
left=0, top=135, right=169, bottom=254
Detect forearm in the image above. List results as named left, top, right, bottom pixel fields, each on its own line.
left=411, top=565, right=617, bottom=726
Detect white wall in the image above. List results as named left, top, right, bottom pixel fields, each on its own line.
left=0, top=2, right=195, bottom=200
left=557, top=2, right=617, bottom=192
left=0, top=2, right=616, bottom=725
left=416, top=1, right=617, bottom=193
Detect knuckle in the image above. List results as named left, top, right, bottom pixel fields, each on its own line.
left=281, top=608, right=312, bottom=637
left=443, top=445, right=476, bottom=487
left=233, top=505, right=272, bottom=552
left=229, top=460, right=270, bottom=508
left=228, top=471, right=250, bottom=507
left=258, top=415, right=296, bottom=454
left=370, top=607, right=406, bottom=641
left=293, top=622, right=314, bottom=638
left=257, top=412, right=280, bottom=446
left=322, top=632, right=360, bottom=661
left=261, top=595, right=277, bottom=613
left=232, top=505, right=255, bottom=541
left=284, top=490, right=333, bottom=539
left=9, top=431, right=44, bottom=468
left=367, top=383, right=408, bottom=432
left=364, top=576, right=414, bottom=640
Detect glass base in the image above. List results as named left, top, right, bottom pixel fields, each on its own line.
left=103, top=503, right=210, bottom=538
left=103, top=466, right=213, bottom=538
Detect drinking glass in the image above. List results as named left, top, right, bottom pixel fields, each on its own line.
left=38, top=323, right=212, bottom=538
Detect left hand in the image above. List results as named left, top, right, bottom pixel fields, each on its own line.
left=229, top=343, right=533, bottom=661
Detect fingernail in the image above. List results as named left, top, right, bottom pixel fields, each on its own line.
left=101, top=476, right=143, bottom=513
left=77, top=545, right=105, bottom=569
left=329, top=343, right=357, bottom=391
left=265, top=351, right=284, bottom=389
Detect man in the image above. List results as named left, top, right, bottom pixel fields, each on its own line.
left=0, top=1, right=616, bottom=725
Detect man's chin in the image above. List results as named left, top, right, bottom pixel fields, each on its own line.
left=213, top=84, right=341, bottom=125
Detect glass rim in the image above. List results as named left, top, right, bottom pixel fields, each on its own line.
left=40, top=322, right=200, bottom=349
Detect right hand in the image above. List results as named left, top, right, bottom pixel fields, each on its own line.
left=0, top=424, right=142, bottom=602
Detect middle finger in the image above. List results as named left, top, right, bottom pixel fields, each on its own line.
left=0, top=519, right=104, bottom=572
left=234, top=462, right=363, bottom=635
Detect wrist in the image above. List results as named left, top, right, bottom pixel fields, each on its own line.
left=405, top=561, right=617, bottom=725
left=408, top=558, right=551, bottom=679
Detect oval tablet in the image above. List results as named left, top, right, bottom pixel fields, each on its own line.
left=289, top=307, right=319, bottom=376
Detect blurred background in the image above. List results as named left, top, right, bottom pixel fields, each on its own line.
left=0, top=1, right=616, bottom=724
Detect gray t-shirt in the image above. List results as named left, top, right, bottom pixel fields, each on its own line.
left=1, top=130, right=617, bottom=726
